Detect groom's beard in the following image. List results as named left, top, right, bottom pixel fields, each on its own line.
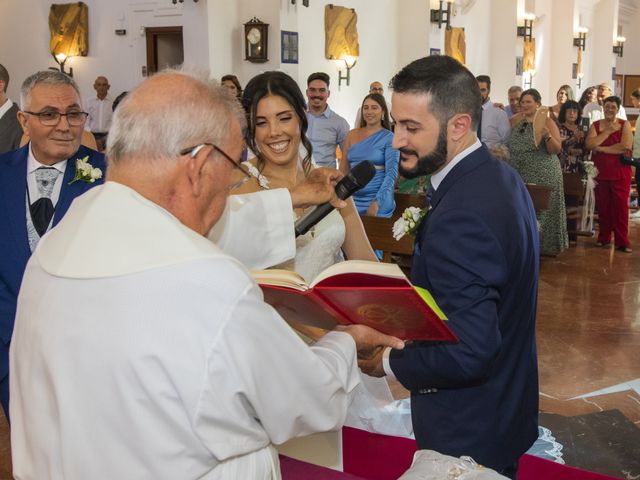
left=398, top=123, right=448, bottom=179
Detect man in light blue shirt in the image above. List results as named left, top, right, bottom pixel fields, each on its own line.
left=504, top=86, right=522, bottom=119
left=305, top=72, right=350, bottom=168
left=476, top=75, right=511, bottom=147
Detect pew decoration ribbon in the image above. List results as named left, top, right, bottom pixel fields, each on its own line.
left=580, top=160, right=598, bottom=233
left=393, top=206, right=427, bottom=240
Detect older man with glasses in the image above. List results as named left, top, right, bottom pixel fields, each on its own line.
left=9, top=68, right=403, bottom=479
left=0, top=70, right=106, bottom=422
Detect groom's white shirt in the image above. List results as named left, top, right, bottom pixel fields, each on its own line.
left=10, top=182, right=359, bottom=480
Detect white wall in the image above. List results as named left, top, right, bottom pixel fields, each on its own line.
left=0, top=0, right=209, bottom=107
left=1, top=0, right=636, bottom=120
left=296, top=0, right=398, bottom=125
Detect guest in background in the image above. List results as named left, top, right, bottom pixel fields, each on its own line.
left=0, top=64, right=22, bottom=154
left=85, top=76, right=113, bottom=151
left=341, top=93, right=399, bottom=218
left=583, top=83, right=627, bottom=124
left=508, top=88, right=568, bottom=256
left=0, top=70, right=106, bottom=420
left=353, top=81, right=385, bottom=127
left=586, top=96, right=633, bottom=252
left=631, top=89, right=640, bottom=219
left=305, top=72, right=350, bottom=168
left=558, top=100, right=587, bottom=173
left=578, top=86, right=597, bottom=112
left=112, top=91, right=129, bottom=112
left=504, top=85, right=522, bottom=119
left=221, top=74, right=242, bottom=99
left=550, top=84, right=574, bottom=123
left=475, top=75, right=510, bottom=148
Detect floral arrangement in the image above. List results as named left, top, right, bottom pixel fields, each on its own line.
left=582, top=160, right=598, bottom=180
left=69, top=156, right=103, bottom=185
left=393, top=206, right=427, bottom=240
left=580, top=160, right=598, bottom=233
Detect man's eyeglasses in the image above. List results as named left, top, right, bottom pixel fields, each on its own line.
left=179, top=143, right=250, bottom=189
left=23, top=110, right=88, bottom=126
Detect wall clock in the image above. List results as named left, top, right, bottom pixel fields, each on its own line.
left=244, top=17, right=269, bottom=63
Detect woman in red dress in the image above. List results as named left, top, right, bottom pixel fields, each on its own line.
left=586, top=96, right=634, bottom=252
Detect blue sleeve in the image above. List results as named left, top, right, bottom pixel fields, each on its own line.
left=389, top=208, right=508, bottom=390
left=375, top=137, right=399, bottom=217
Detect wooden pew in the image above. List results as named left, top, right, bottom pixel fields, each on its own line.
left=525, top=183, right=553, bottom=213
left=359, top=192, right=427, bottom=275
left=563, top=172, right=590, bottom=240
left=360, top=215, right=415, bottom=264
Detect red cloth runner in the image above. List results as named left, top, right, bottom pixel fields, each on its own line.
left=283, top=427, right=621, bottom=480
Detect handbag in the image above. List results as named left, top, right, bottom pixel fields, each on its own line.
left=620, top=150, right=639, bottom=167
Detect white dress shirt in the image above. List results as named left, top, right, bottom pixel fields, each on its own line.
left=85, top=95, right=113, bottom=133
left=26, top=144, right=67, bottom=206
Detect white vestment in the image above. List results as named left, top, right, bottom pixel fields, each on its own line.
left=9, top=182, right=360, bottom=480
left=210, top=189, right=296, bottom=270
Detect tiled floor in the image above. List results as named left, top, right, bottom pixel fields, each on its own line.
left=1, top=222, right=639, bottom=479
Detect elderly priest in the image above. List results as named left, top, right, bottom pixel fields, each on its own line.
left=9, top=69, right=403, bottom=480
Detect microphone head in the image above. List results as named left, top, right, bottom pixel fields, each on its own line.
left=350, top=160, right=376, bottom=187
left=335, top=160, right=376, bottom=199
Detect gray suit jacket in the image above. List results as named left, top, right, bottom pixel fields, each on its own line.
left=0, top=103, right=23, bottom=155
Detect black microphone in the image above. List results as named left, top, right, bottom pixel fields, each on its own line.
left=294, top=160, right=376, bottom=237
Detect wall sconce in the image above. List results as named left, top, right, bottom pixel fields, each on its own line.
left=52, top=53, right=73, bottom=77
left=524, top=70, right=536, bottom=89
left=613, top=36, right=625, bottom=57
left=335, top=56, right=357, bottom=87
left=517, top=13, right=535, bottom=42
left=430, top=0, right=452, bottom=29
left=573, top=27, right=588, bottom=51
left=171, top=0, right=199, bottom=3
left=576, top=72, right=584, bottom=89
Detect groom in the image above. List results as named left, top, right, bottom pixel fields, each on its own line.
left=0, top=70, right=106, bottom=420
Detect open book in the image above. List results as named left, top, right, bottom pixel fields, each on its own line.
left=252, top=260, right=458, bottom=342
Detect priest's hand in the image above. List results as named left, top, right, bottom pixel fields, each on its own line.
left=289, top=167, right=346, bottom=209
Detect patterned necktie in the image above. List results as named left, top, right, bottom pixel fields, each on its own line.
left=30, top=167, right=61, bottom=237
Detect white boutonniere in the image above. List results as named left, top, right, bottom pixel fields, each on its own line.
left=392, top=206, right=428, bottom=240
left=69, top=156, right=103, bottom=185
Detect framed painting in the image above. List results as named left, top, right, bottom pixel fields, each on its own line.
left=281, top=31, right=298, bottom=64
left=623, top=75, right=640, bottom=107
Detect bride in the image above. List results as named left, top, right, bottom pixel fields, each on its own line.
left=230, top=71, right=412, bottom=470
left=232, top=71, right=377, bottom=279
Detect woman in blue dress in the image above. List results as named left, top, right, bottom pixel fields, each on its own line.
left=340, top=93, right=399, bottom=217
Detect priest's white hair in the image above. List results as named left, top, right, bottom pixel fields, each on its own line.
left=107, top=67, right=246, bottom=164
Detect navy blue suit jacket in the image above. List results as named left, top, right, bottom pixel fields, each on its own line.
left=389, top=145, right=540, bottom=471
left=0, top=144, right=106, bottom=382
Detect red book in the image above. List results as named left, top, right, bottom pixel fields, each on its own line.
left=252, top=260, right=458, bottom=342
